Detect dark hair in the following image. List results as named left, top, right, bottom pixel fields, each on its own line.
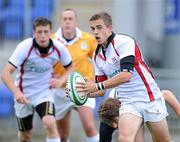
left=89, top=12, right=112, bottom=26
left=33, top=17, right=52, bottom=30
left=98, top=98, right=120, bottom=121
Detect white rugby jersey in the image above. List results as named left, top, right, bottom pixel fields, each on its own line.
left=9, top=38, right=72, bottom=98
left=93, top=33, right=162, bottom=104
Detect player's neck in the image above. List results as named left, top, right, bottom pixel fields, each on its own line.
left=63, top=34, right=76, bottom=42
left=34, top=39, right=52, bottom=54
left=62, top=30, right=76, bottom=41
left=102, top=41, right=108, bottom=48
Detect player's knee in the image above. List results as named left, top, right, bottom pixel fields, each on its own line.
left=84, top=123, right=97, bottom=134
left=18, top=131, right=32, bottom=141
left=118, top=134, right=132, bottom=142
left=60, top=136, right=69, bottom=142
left=154, top=136, right=170, bottom=142
left=42, top=115, right=56, bottom=132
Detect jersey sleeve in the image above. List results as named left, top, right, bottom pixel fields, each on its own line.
left=116, top=36, right=135, bottom=60
left=9, top=40, right=31, bottom=68
left=57, top=42, right=72, bottom=67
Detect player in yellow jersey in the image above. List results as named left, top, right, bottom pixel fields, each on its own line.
left=51, top=8, right=99, bottom=142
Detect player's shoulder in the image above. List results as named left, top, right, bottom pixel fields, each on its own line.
left=17, top=38, right=33, bottom=49
left=115, top=33, right=135, bottom=42
left=114, top=33, right=135, bottom=47
left=51, top=38, right=66, bottom=48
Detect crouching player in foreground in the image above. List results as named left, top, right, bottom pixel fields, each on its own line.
left=98, top=89, right=180, bottom=142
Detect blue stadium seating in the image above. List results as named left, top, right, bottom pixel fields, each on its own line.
left=4, top=19, right=23, bottom=39
left=2, top=8, right=23, bottom=39
left=0, top=0, right=54, bottom=39
left=0, top=84, right=14, bottom=117
left=9, top=0, right=25, bottom=9
left=0, top=0, right=3, bottom=8
left=33, top=0, right=53, bottom=9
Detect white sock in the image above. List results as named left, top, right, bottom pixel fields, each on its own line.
left=47, top=137, right=61, bottom=142
left=86, top=134, right=99, bottom=142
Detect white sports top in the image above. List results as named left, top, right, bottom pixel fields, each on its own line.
left=93, top=33, right=162, bottom=104
left=9, top=38, right=72, bottom=98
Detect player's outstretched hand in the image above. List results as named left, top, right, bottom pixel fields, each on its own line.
left=14, top=90, right=28, bottom=104
left=49, top=77, right=64, bottom=88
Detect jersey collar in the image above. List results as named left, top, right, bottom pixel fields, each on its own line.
left=55, top=27, right=82, bottom=46
left=106, top=32, right=115, bottom=48
left=96, top=32, right=115, bottom=54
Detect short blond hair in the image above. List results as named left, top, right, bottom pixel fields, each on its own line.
left=89, top=12, right=112, bottom=26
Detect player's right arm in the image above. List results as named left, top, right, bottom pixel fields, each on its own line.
left=1, top=39, right=31, bottom=104
left=1, top=63, right=28, bottom=104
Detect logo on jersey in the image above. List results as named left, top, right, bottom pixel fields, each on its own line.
left=112, top=57, right=120, bottom=66
left=24, top=61, right=50, bottom=73
left=81, top=42, right=87, bottom=50
left=109, top=68, right=121, bottom=78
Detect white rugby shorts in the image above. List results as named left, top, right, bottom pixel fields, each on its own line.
left=119, top=97, right=168, bottom=122
left=14, top=91, right=54, bottom=118
left=53, top=88, right=95, bottom=120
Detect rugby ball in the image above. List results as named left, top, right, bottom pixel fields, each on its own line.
left=66, top=72, right=88, bottom=105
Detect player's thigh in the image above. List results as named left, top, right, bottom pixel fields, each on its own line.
left=15, top=101, right=34, bottom=132
left=77, top=106, right=97, bottom=136
left=35, top=101, right=57, bottom=129
left=119, top=113, right=143, bottom=138
left=135, top=126, right=145, bottom=142
left=146, top=118, right=170, bottom=142
left=77, top=97, right=96, bottom=127
left=56, top=110, right=72, bottom=135
left=16, top=114, right=34, bottom=132
left=35, top=101, right=55, bottom=118
left=77, top=106, right=95, bottom=126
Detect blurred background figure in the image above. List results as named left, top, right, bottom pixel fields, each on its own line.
left=52, top=8, right=99, bottom=142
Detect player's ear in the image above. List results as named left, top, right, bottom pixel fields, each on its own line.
left=107, top=24, right=112, bottom=32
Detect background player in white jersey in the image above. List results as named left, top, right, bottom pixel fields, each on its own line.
left=77, top=12, right=170, bottom=142
left=51, top=8, right=99, bottom=142
left=1, top=17, right=73, bottom=142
